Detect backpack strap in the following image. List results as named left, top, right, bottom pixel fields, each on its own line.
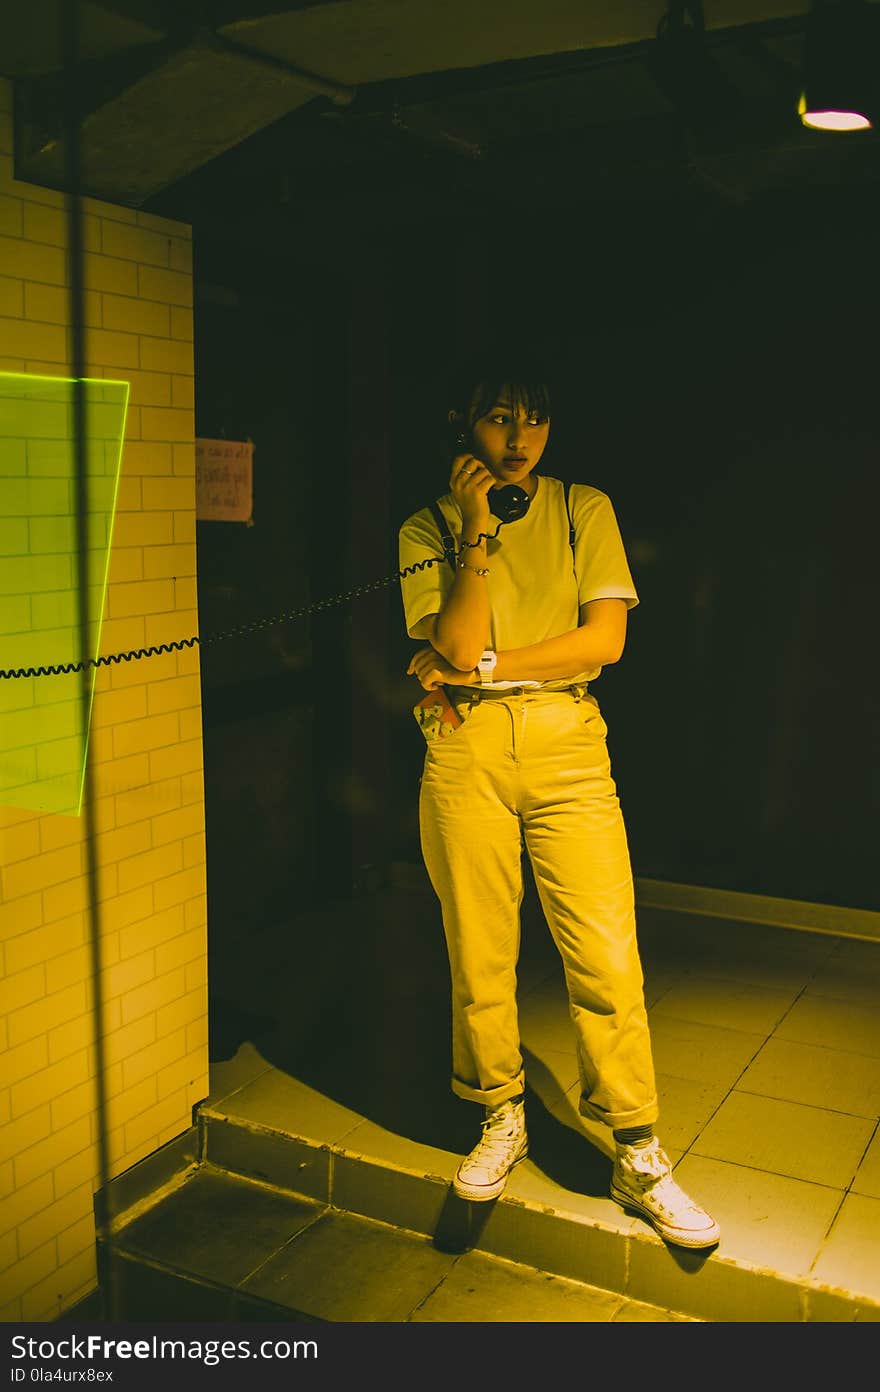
left=560, top=481, right=576, bottom=559
left=428, top=500, right=457, bottom=573
left=555, top=478, right=578, bottom=577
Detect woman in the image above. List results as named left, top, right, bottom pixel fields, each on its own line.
left=397, top=355, right=720, bottom=1250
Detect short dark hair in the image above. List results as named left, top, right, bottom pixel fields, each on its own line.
left=446, top=344, right=552, bottom=427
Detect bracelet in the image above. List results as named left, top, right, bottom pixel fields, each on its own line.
left=457, top=553, right=490, bottom=576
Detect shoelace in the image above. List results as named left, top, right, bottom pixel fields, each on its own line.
left=466, top=1107, right=523, bottom=1166
left=625, top=1140, right=670, bottom=1181
left=623, top=1143, right=707, bottom=1220
left=644, top=1173, right=707, bottom=1220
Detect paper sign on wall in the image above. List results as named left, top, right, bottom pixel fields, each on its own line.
left=196, top=438, right=254, bottom=523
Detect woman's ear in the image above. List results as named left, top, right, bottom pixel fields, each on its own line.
left=446, top=409, right=469, bottom=454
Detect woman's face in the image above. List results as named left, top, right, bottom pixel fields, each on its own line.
left=466, top=387, right=550, bottom=495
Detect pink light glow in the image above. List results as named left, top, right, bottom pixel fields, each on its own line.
left=800, top=108, right=872, bottom=131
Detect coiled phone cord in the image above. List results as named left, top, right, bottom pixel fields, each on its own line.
left=0, top=524, right=505, bottom=681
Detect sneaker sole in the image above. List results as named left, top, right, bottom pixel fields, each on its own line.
left=453, top=1146, right=528, bottom=1202
left=610, top=1183, right=721, bottom=1250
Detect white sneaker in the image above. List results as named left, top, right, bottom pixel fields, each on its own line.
left=611, top=1137, right=721, bottom=1250
left=453, top=1097, right=528, bottom=1202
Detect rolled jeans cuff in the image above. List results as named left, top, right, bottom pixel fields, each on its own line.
left=578, top=1094, right=659, bottom=1131
left=452, top=1072, right=526, bottom=1109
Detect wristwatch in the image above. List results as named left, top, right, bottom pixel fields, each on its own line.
left=477, top=650, right=497, bottom=684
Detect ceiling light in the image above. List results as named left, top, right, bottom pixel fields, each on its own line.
left=799, top=1, right=878, bottom=132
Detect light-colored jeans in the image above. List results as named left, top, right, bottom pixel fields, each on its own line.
left=418, top=684, right=658, bottom=1130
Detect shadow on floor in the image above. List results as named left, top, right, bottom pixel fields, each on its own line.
left=207, top=859, right=616, bottom=1189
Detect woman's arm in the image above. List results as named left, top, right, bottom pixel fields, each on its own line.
left=432, top=517, right=491, bottom=670
left=408, top=600, right=628, bottom=689
left=491, top=599, right=628, bottom=682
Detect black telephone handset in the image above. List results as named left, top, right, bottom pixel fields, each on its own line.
left=450, top=429, right=532, bottom=524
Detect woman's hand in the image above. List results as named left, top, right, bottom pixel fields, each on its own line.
left=450, top=451, right=493, bottom=528
left=407, top=645, right=478, bottom=690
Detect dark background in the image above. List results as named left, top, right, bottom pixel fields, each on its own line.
left=122, top=34, right=880, bottom=1055
left=6, top=6, right=879, bottom=934
left=172, top=175, right=878, bottom=904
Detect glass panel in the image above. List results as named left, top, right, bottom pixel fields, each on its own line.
left=0, top=371, right=130, bottom=816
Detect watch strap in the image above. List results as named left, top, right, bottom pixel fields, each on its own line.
left=477, top=650, right=497, bottom=684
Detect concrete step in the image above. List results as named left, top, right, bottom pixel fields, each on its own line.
left=100, top=1160, right=697, bottom=1323
left=196, top=1103, right=878, bottom=1323
left=96, top=1098, right=880, bottom=1323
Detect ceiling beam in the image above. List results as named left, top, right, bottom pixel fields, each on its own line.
left=13, top=31, right=352, bottom=205
left=3, top=0, right=850, bottom=211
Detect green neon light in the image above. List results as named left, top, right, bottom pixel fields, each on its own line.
left=1, top=371, right=130, bottom=817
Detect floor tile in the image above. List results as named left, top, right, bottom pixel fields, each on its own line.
left=653, top=1073, right=730, bottom=1151
left=545, top=1084, right=622, bottom=1162
left=852, top=1129, right=880, bottom=1199
left=646, top=1014, right=764, bottom=1089
left=410, top=1247, right=623, bottom=1321
left=117, top=1168, right=325, bottom=1287
left=524, top=1088, right=685, bottom=1208
left=111, top=1251, right=234, bottom=1321
left=210, top=1068, right=366, bottom=1145
left=810, top=1193, right=880, bottom=1304
left=721, top=925, right=837, bottom=959
left=241, top=1210, right=456, bottom=1320
left=649, top=975, right=801, bottom=1035
left=640, top=969, right=681, bottom=1010
left=737, top=1037, right=880, bottom=1118
left=822, top=937, right=880, bottom=972
left=672, top=951, right=819, bottom=994
left=636, top=914, right=837, bottom=968
left=233, top=1293, right=324, bottom=1322
left=693, top=1091, right=875, bottom=1189
left=500, top=1077, right=625, bottom=1210
left=518, top=980, right=575, bottom=1054
left=768, top=928, right=842, bottom=960
left=663, top=1154, right=842, bottom=1274
left=518, top=957, right=566, bottom=997
left=522, top=1045, right=580, bottom=1105
left=503, top=1153, right=629, bottom=1230
left=332, top=1118, right=461, bottom=1180
left=774, top=994, right=880, bottom=1058
left=803, top=946, right=880, bottom=1009
left=204, top=1041, right=274, bottom=1106
left=635, top=907, right=726, bottom=951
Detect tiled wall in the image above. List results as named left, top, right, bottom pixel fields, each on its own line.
left=0, top=76, right=208, bottom=1319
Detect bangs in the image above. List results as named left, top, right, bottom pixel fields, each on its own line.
left=468, top=378, right=551, bottom=424
left=445, top=347, right=552, bottom=426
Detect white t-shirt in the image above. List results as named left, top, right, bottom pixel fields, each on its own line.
left=398, top=474, right=639, bottom=691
